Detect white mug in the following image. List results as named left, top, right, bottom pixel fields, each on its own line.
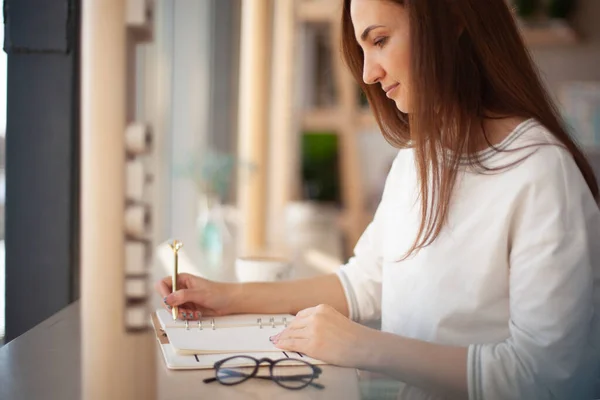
left=235, top=256, right=292, bottom=282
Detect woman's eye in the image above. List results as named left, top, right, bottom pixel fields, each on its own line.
left=374, top=37, right=388, bottom=48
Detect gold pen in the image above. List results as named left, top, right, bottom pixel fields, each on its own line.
left=169, top=240, right=183, bottom=320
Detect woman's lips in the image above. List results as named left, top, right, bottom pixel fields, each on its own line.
left=385, top=83, right=399, bottom=98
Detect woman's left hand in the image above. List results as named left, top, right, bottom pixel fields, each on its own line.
left=272, top=304, right=373, bottom=367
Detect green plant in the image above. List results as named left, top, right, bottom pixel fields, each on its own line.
left=547, top=0, right=575, bottom=19
left=301, top=132, right=341, bottom=204
left=514, top=0, right=539, bottom=18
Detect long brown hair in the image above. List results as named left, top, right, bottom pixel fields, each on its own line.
left=341, top=0, right=599, bottom=259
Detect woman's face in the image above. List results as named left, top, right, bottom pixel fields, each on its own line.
left=350, top=0, right=411, bottom=113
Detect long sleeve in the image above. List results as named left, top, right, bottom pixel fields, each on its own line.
left=336, top=218, right=384, bottom=323
left=467, top=147, right=600, bottom=399
left=336, top=153, right=400, bottom=323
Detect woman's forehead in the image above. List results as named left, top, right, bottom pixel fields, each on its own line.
left=350, top=0, right=407, bottom=38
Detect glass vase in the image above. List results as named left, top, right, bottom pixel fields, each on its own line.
left=196, top=192, right=232, bottom=280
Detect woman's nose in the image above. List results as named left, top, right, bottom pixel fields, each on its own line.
left=363, top=57, right=383, bottom=85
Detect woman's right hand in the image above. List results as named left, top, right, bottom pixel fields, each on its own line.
left=154, top=273, right=239, bottom=320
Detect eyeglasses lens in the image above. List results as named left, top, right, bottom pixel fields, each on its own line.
left=272, top=359, right=316, bottom=389
left=216, top=358, right=256, bottom=385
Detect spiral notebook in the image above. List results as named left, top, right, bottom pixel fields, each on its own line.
left=155, top=308, right=297, bottom=355
left=153, top=309, right=325, bottom=370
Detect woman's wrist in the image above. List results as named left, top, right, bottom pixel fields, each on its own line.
left=223, top=282, right=245, bottom=314
left=354, top=327, right=385, bottom=369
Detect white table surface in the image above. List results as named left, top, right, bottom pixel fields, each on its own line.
left=0, top=301, right=367, bottom=400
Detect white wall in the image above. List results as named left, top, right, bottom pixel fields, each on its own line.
left=531, top=0, right=600, bottom=99
left=148, top=0, right=213, bottom=267
left=147, top=0, right=241, bottom=279
left=530, top=0, right=600, bottom=182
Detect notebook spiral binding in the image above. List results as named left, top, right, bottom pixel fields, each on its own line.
left=258, top=317, right=287, bottom=329
left=182, top=319, right=217, bottom=331
left=182, top=316, right=289, bottom=331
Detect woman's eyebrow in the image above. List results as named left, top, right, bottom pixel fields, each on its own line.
left=360, top=24, right=385, bottom=41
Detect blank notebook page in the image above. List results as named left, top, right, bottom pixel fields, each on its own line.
left=156, top=308, right=295, bottom=355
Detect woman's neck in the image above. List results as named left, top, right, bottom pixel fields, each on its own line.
left=470, top=115, right=529, bottom=152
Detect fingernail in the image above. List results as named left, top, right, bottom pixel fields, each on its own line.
left=163, top=297, right=168, bottom=304
left=196, top=311, right=202, bottom=318
left=167, top=305, right=172, bottom=310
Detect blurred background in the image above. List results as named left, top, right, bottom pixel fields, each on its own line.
left=1, top=0, right=600, bottom=346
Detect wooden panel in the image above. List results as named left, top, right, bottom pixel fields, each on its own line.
left=268, top=0, right=296, bottom=250
left=81, top=0, right=156, bottom=398
left=296, top=0, right=342, bottom=22
left=237, top=0, right=271, bottom=256
left=328, top=16, right=366, bottom=250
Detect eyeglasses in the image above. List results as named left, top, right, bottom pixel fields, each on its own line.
left=203, top=355, right=324, bottom=390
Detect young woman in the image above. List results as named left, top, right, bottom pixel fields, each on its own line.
left=156, top=0, right=600, bottom=398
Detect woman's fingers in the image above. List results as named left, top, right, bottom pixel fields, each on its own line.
left=161, top=291, right=196, bottom=316
left=280, top=326, right=309, bottom=340
left=159, top=299, right=203, bottom=320
left=166, top=289, right=204, bottom=307
left=270, top=320, right=309, bottom=343
left=275, top=337, right=309, bottom=352
left=178, top=308, right=202, bottom=320
left=295, top=307, right=316, bottom=319
left=285, top=318, right=309, bottom=332
left=268, top=308, right=312, bottom=342
left=282, top=308, right=314, bottom=331
left=156, top=273, right=196, bottom=295
left=155, top=274, right=213, bottom=320
left=156, top=278, right=172, bottom=298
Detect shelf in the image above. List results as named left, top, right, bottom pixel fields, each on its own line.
left=126, top=0, right=154, bottom=42
left=297, top=2, right=577, bottom=45
left=296, top=0, right=342, bottom=22
left=302, top=108, right=378, bottom=132
left=519, top=19, right=578, bottom=46
left=302, top=108, right=342, bottom=131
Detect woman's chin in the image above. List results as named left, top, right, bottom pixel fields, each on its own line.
left=393, top=97, right=410, bottom=114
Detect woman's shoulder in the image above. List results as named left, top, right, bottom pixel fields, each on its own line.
left=507, top=118, right=564, bottom=149
left=500, top=120, right=599, bottom=211
left=385, top=147, right=414, bottom=175
left=492, top=119, right=581, bottom=179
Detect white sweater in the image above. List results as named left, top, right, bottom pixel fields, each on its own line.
left=336, top=119, right=600, bottom=399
